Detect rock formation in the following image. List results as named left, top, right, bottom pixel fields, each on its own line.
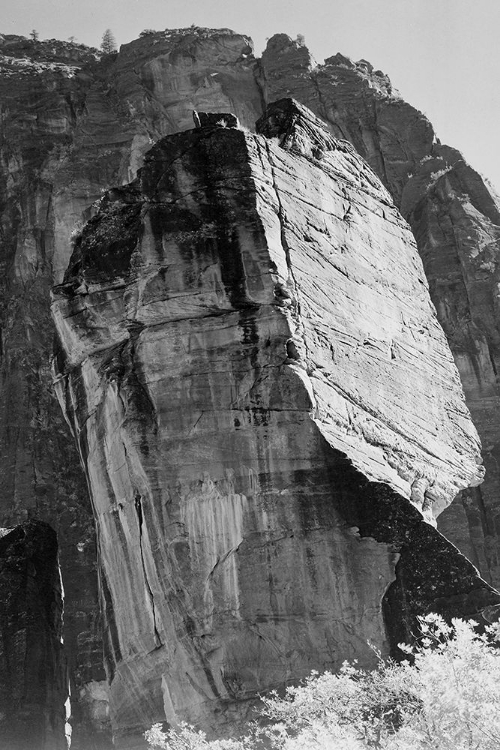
left=1, top=26, right=500, bottom=747
left=51, top=100, right=500, bottom=748
left=0, top=34, right=113, bottom=749
left=258, top=36, right=500, bottom=581
left=0, top=521, right=66, bottom=750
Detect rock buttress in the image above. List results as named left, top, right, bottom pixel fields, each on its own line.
left=259, top=36, right=500, bottom=582
left=0, top=521, right=66, bottom=750
left=51, top=101, right=500, bottom=748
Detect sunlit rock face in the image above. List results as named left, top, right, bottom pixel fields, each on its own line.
left=51, top=100, right=499, bottom=749
left=113, top=28, right=262, bottom=139
left=0, top=521, right=66, bottom=750
left=259, top=35, right=500, bottom=583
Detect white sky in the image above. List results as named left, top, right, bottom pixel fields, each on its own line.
left=3, top=0, right=500, bottom=192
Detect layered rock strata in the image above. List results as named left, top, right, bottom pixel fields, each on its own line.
left=52, top=100, right=500, bottom=748
left=0, top=521, right=66, bottom=750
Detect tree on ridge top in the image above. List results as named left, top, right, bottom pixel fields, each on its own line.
left=101, top=29, right=117, bottom=55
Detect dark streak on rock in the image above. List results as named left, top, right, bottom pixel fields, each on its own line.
left=99, top=565, right=122, bottom=683
left=134, top=494, right=163, bottom=649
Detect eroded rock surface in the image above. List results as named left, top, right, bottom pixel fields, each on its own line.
left=2, top=25, right=500, bottom=748
left=52, top=101, right=499, bottom=748
left=258, top=36, right=500, bottom=582
left=0, top=521, right=66, bottom=750
left=0, top=34, right=112, bottom=748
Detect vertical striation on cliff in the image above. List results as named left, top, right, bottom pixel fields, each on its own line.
left=2, top=26, right=500, bottom=748
left=0, top=35, right=113, bottom=748
left=258, top=35, right=500, bottom=582
left=52, top=100, right=499, bottom=748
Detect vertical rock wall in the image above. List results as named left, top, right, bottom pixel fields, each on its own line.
left=0, top=37, right=113, bottom=749
left=258, top=36, right=500, bottom=582
left=0, top=521, right=66, bottom=750
left=51, top=102, right=499, bottom=748
left=2, top=26, right=500, bottom=748
left=0, top=29, right=265, bottom=745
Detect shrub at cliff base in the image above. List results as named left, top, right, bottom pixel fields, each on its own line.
left=145, top=614, right=500, bottom=750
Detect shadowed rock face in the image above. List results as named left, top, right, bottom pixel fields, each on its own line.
left=0, top=521, right=66, bottom=750
left=0, top=35, right=116, bottom=749
left=51, top=100, right=500, bottom=749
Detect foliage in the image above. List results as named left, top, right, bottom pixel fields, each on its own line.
left=30, top=29, right=39, bottom=42
left=101, top=29, right=117, bottom=55
left=146, top=615, right=500, bottom=750
left=145, top=723, right=253, bottom=749
left=69, top=219, right=84, bottom=245
left=429, top=167, right=452, bottom=182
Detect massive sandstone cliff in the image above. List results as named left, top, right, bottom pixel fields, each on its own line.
left=51, top=100, right=500, bottom=748
left=258, top=36, right=500, bottom=582
left=1, top=26, right=500, bottom=747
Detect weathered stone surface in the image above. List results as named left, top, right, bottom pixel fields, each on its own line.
left=408, top=166, right=500, bottom=582
left=0, top=30, right=264, bottom=745
left=0, top=521, right=66, bottom=750
left=52, top=101, right=499, bottom=748
left=258, top=36, right=500, bottom=584
left=3, top=25, right=500, bottom=749
left=111, top=28, right=260, bottom=141
left=0, top=35, right=113, bottom=749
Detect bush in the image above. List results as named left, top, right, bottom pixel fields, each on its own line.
left=146, top=614, right=500, bottom=750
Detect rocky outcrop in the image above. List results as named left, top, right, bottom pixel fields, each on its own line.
left=92, top=25, right=500, bottom=589
left=0, top=521, right=66, bottom=750
left=51, top=100, right=500, bottom=748
left=2, top=26, right=500, bottom=747
left=258, top=36, right=500, bottom=583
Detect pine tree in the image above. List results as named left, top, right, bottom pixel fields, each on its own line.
left=101, top=29, right=117, bottom=55
left=30, top=29, right=39, bottom=42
